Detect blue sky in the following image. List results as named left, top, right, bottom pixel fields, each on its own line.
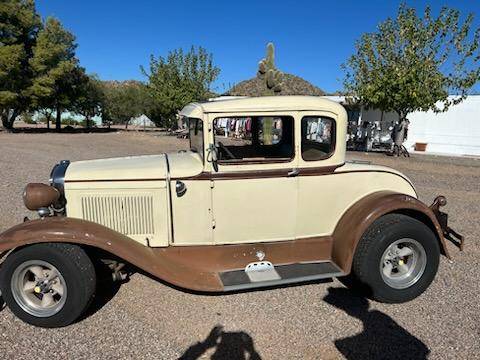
left=36, top=0, right=480, bottom=94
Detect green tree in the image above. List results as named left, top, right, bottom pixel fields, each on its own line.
left=73, top=74, right=104, bottom=129
left=343, top=3, right=480, bottom=148
left=29, top=17, right=84, bottom=131
left=142, top=46, right=220, bottom=129
left=101, top=81, right=145, bottom=128
left=0, top=0, right=41, bottom=130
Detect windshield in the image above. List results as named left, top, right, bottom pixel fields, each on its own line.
left=188, top=118, right=204, bottom=160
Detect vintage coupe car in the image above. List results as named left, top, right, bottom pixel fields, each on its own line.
left=0, top=96, right=463, bottom=328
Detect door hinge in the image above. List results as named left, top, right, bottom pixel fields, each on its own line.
left=212, top=219, right=216, bottom=229
left=210, top=180, right=215, bottom=189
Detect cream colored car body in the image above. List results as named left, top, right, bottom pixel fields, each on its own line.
left=63, top=96, right=416, bottom=248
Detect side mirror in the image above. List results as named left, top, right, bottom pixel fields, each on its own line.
left=207, top=144, right=219, bottom=172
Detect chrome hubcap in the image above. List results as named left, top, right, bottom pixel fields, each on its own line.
left=11, top=260, right=67, bottom=317
left=380, top=238, right=427, bottom=289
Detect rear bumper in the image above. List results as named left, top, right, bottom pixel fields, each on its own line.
left=430, top=196, right=465, bottom=251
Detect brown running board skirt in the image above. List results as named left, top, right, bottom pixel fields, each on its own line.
left=220, top=261, right=344, bottom=291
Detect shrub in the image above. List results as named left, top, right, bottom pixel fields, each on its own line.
left=61, top=117, right=79, bottom=126
left=21, top=112, right=37, bottom=124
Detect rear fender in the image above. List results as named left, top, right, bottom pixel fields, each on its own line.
left=332, top=191, right=450, bottom=273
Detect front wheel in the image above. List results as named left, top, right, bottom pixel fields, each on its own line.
left=349, top=214, right=440, bottom=303
left=0, top=243, right=96, bottom=327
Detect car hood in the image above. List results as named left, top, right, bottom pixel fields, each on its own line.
left=65, top=151, right=203, bottom=182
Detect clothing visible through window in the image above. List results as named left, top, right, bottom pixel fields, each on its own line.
left=301, top=116, right=335, bottom=161
left=213, top=116, right=294, bottom=163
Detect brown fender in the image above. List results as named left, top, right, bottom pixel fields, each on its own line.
left=0, top=217, right=224, bottom=292
left=331, top=191, right=450, bottom=273
left=0, top=217, right=337, bottom=292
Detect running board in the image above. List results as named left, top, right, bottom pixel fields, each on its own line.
left=220, top=261, right=344, bottom=292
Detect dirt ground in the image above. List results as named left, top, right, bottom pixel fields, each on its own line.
left=0, top=131, right=478, bottom=359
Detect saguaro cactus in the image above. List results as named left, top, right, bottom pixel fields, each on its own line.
left=258, top=43, right=283, bottom=145
left=258, top=43, right=283, bottom=95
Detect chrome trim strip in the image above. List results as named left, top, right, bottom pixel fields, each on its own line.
left=50, top=160, right=70, bottom=195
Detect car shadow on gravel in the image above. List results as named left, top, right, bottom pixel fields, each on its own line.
left=79, top=281, right=122, bottom=321
left=78, top=267, right=124, bottom=321
left=324, top=287, right=430, bottom=360
left=179, top=325, right=261, bottom=360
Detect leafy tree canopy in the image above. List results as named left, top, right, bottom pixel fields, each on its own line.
left=73, top=74, right=105, bottom=128
left=343, top=3, right=480, bottom=119
left=101, top=81, right=146, bottom=128
left=142, top=46, right=220, bottom=128
left=0, top=0, right=41, bottom=129
left=29, top=16, right=84, bottom=130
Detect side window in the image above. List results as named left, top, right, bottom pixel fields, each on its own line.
left=301, top=116, right=335, bottom=161
left=188, top=118, right=204, bottom=161
left=213, top=116, right=294, bottom=163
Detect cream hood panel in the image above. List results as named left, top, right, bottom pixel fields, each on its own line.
left=65, top=154, right=168, bottom=181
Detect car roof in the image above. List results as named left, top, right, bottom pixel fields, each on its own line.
left=179, top=96, right=345, bottom=118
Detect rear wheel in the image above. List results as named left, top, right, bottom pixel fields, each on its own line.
left=349, top=214, right=440, bottom=303
left=0, top=243, right=96, bottom=327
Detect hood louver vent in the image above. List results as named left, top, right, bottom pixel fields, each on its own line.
left=81, top=195, right=155, bottom=236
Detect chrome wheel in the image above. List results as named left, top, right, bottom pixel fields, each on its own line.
left=380, top=238, right=427, bottom=289
left=11, top=260, right=67, bottom=317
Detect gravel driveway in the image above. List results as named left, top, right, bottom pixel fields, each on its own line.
left=0, top=131, right=478, bottom=359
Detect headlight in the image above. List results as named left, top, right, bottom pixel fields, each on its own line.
left=23, top=183, right=60, bottom=211
left=49, top=160, right=70, bottom=196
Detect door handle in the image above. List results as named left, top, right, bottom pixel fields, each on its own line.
left=176, top=181, right=187, bottom=197
left=287, top=169, right=299, bottom=177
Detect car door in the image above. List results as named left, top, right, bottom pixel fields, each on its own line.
left=210, top=114, right=299, bottom=244
left=295, top=113, right=342, bottom=238
left=169, top=118, right=214, bottom=246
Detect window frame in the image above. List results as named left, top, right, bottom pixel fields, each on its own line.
left=188, top=117, right=205, bottom=162
left=212, top=115, right=296, bottom=165
left=301, top=115, right=336, bottom=162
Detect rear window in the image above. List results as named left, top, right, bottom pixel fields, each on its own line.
left=301, top=116, right=335, bottom=161
left=213, top=116, right=294, bottom=163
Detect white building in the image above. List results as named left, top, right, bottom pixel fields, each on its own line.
left=405, top=96, right=480, bottom=156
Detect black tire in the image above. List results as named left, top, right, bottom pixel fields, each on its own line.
left=0, top=243, right=96, bottom=327
left=349, top=214, right=440, bottom=303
